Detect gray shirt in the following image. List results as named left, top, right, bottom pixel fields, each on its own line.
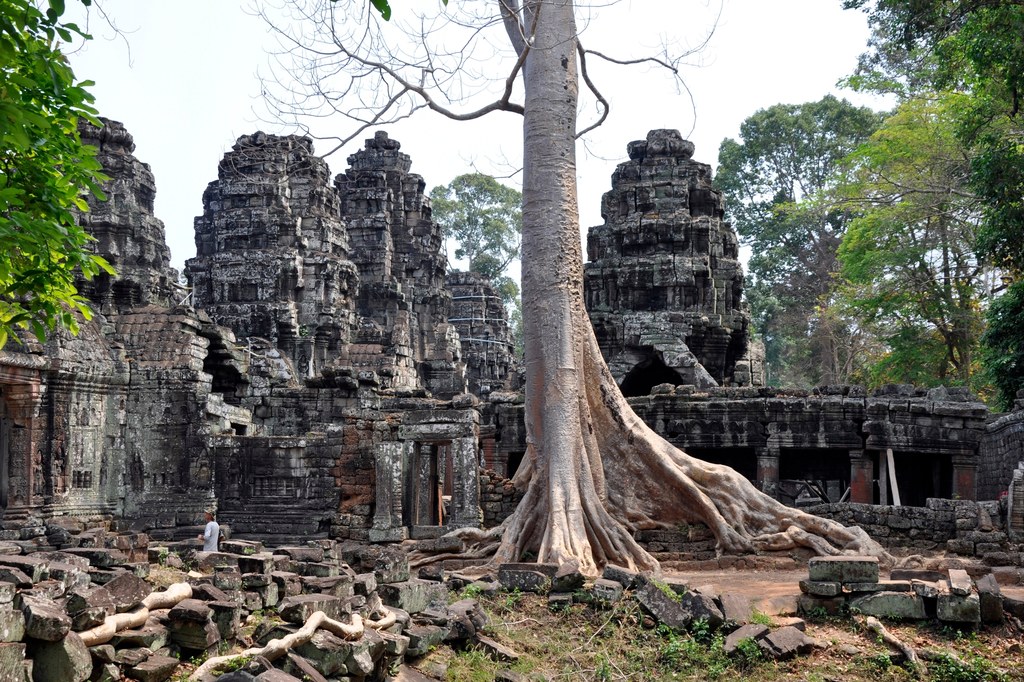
left=203, top=520, right=220, bottom=552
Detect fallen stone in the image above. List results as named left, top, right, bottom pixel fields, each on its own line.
left=601, top=565, right=637, bottom=589
left=550, top=561, right=585, bottom=593
left=718, top=593, right=752, bottom=624
left=797, top=595, right=845, bottom=617
left=0, top=556, right=47, bottom=583
left=104, top=572, right=152, bottom=612
left=759, top=625, right=816, bottom=660
left=126, top=654, right=180, bottom=682
left=19, top=594, right=71, bottom=641
left=845, top=580, right=912, bottom=594
left=110, top=623, right=169, bottom=650
left=808, top=556, right=879, bottom=584
left=911, top=580, right=939, bottom=599
left=723, top=623, right=768, bottom=655
left=849, top=591, right=926, bottom=620
left=278, top=594, right=342, bottom=624
left=0, top=568, right=33, bottom=588
left=948, top=569, right=973, bottom=597
left=293, top=629, right=352, bottom=677
left=497, top=564, right=556, bottom=593
left=475, top=634, right=520, bottom=662
left=254, top=670, right=300, bottom=682
left=27, top=632, right=91, bottom=682
left=0, top=643, right=28, bottom=682
left=377, top=579, right=448, bottom=615
left=937, top=591, right=981, bottom=626
left=168, top=599, right=212, bottom=624
left=976, top=574, right=1003, bottom=624
left=0, top=604, right=25, bottom=643
left=591, top=578, right=624, bottom=604
left=799, top=580, right=842, bottom=597
left=405, top=623, right=447, bottom=657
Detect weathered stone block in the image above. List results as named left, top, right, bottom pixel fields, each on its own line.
left=937, top=592, right=981, bottom=625
left=0, top=604, right=25, bottom=642
left=377, top=579, right=448, bottom=615
left=497, top=563, right=557, bottom=593
left=103, top=572, right=152, bottom=612
left=127, top=653, right=180, bottom=682
left=759, top=625, right=817, bottom=660
left=807, top=556, right=879, bottom=584
left=19, top=595, right=71, bottom=641
left=723, top=623, right=768, bottom=656
left=27, top=632, right=91, bottom=682
left=849, top=591, right=926, bottom=620
left=591, top=578, right=624, bottom=604
left=976, top=574, right=1003, bottom=624
left=278, top=594, right=343, bottom=624
left=404, top=623, right=446, bottom=657
left=799, top=580, right=841, bottom=597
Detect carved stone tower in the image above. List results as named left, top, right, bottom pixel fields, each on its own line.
left=335, top=132, right=465, bottom=398
left=187, top=132, right=358, bottom=379
left=584, top=129, right=764, bottom=394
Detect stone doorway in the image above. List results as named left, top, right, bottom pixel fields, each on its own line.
left=620, top=356, right=684, bottom=397
left=402, top=441, right=453, bottom=528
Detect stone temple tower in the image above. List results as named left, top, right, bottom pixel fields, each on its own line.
left=584, top=129, right=764, bottom=395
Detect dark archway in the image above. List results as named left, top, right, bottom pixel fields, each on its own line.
left=620, top=356, right=685, bottom=397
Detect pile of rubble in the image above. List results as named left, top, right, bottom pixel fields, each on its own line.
left=0, top=526, right=509, bottom=682
left=797, top=555, right=1022, bottom=627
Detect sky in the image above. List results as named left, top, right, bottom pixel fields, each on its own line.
left=67, top=0, right=887, bottom=272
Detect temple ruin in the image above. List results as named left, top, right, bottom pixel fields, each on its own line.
left=0, top=121, right=1020, bottom=563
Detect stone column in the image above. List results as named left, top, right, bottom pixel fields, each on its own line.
left=447, top=436, right=481, bottom=529
left=849, top=449, right=874, bottom=504
left=755, top=447, right=780, bottom=499
left=952, top=455, right=978, bottom=502
left=369, top=442, right=408, bottom=542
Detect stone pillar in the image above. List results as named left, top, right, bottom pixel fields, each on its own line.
left=755, top=447, right=780, bottom=499
left=849, top=449, right=874, bottom=504
left=447, top=436, right=481, bottom=529
left=952, top=455, right=978, bottom=502
left=369, top=442, right=408, bottom=542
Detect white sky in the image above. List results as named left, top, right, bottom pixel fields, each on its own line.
left=67, top=0, right=886, bottom=272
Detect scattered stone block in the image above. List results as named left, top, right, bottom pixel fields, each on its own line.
left=271, top=572, right=303, bottom=598
left=937, top=591, right=981, bottom=626
left=27, top=632, right=91, bottom=682
left=278, top=594, right=342, bottom=624
left=723, top=623, right=768, bottom=655
left=550, top=561, right=585, bottom=593
left=808, top=556, right=879, bottom=584
left=0, top=604, right=25, bottom=643
left=797, top=595, right=845, bottom=617
left=760, top=625, right=817, bottom=660
left=104, top=572, right=152, bottom=612
left=126, top=654, right=180, bottom=682
left=19, top=594, right=71, bottom=641
left=849, top=591, right=927, bottom=620
left=475, top=634, right=520, bottom=662
left=845, top=580, right=912, bottom=594
left=0, top=643, right=28, bottom=682
left=911, top=580, right=939, bottom=599
left=601, top=564, right=639, bottom=589
left=377, top=579, right=448, bottom=615
left=404, top=623, right=446, bottom=657
left=497, top=564, right=556, bottom=593
left=976, top=574, right=1003, bottom=624
left=590, top=578, right=623, bottom=604
left=799, top=580, right=842, bottom=597
left=948, top=569, right=973, bottom=597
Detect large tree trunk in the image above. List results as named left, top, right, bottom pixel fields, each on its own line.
left=424, top=0, right=887, bottom=576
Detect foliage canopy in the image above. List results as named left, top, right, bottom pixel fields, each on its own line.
left=0, top=0, right=112, bottom=348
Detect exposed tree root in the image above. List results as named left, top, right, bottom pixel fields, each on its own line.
left=862, top=616, right=923, bottom=678
left=412, top=320, right=891, bottom=577
left=190, top=611, right=364, bottom=681
left=79, top=582, right=193, bottom=646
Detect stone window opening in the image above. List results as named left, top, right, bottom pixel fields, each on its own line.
left=620, top=354, right=685, bottom=398
left=778, top=448, right=851, bottom=508
left=876, top=451, right=952, bottom=507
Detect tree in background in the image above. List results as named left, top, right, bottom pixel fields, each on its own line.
left=430, top=173, right=522, bottom=304
left=0, top=0, right=112, bottom=348
left=835, top=93, right=986, bottom=389
left=430, top=172, right=523, bottom=355
left=716, top=96, right=884, bottom=386
left=844, top=0, right=1024, bottom=407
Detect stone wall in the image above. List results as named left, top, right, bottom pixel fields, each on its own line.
left=980, top=401, right=1024, bottom=500
left=480, top=468, right=523, bottom=528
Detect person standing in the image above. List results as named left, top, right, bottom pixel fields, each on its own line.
left=198, top=510, right=220, bottom=552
